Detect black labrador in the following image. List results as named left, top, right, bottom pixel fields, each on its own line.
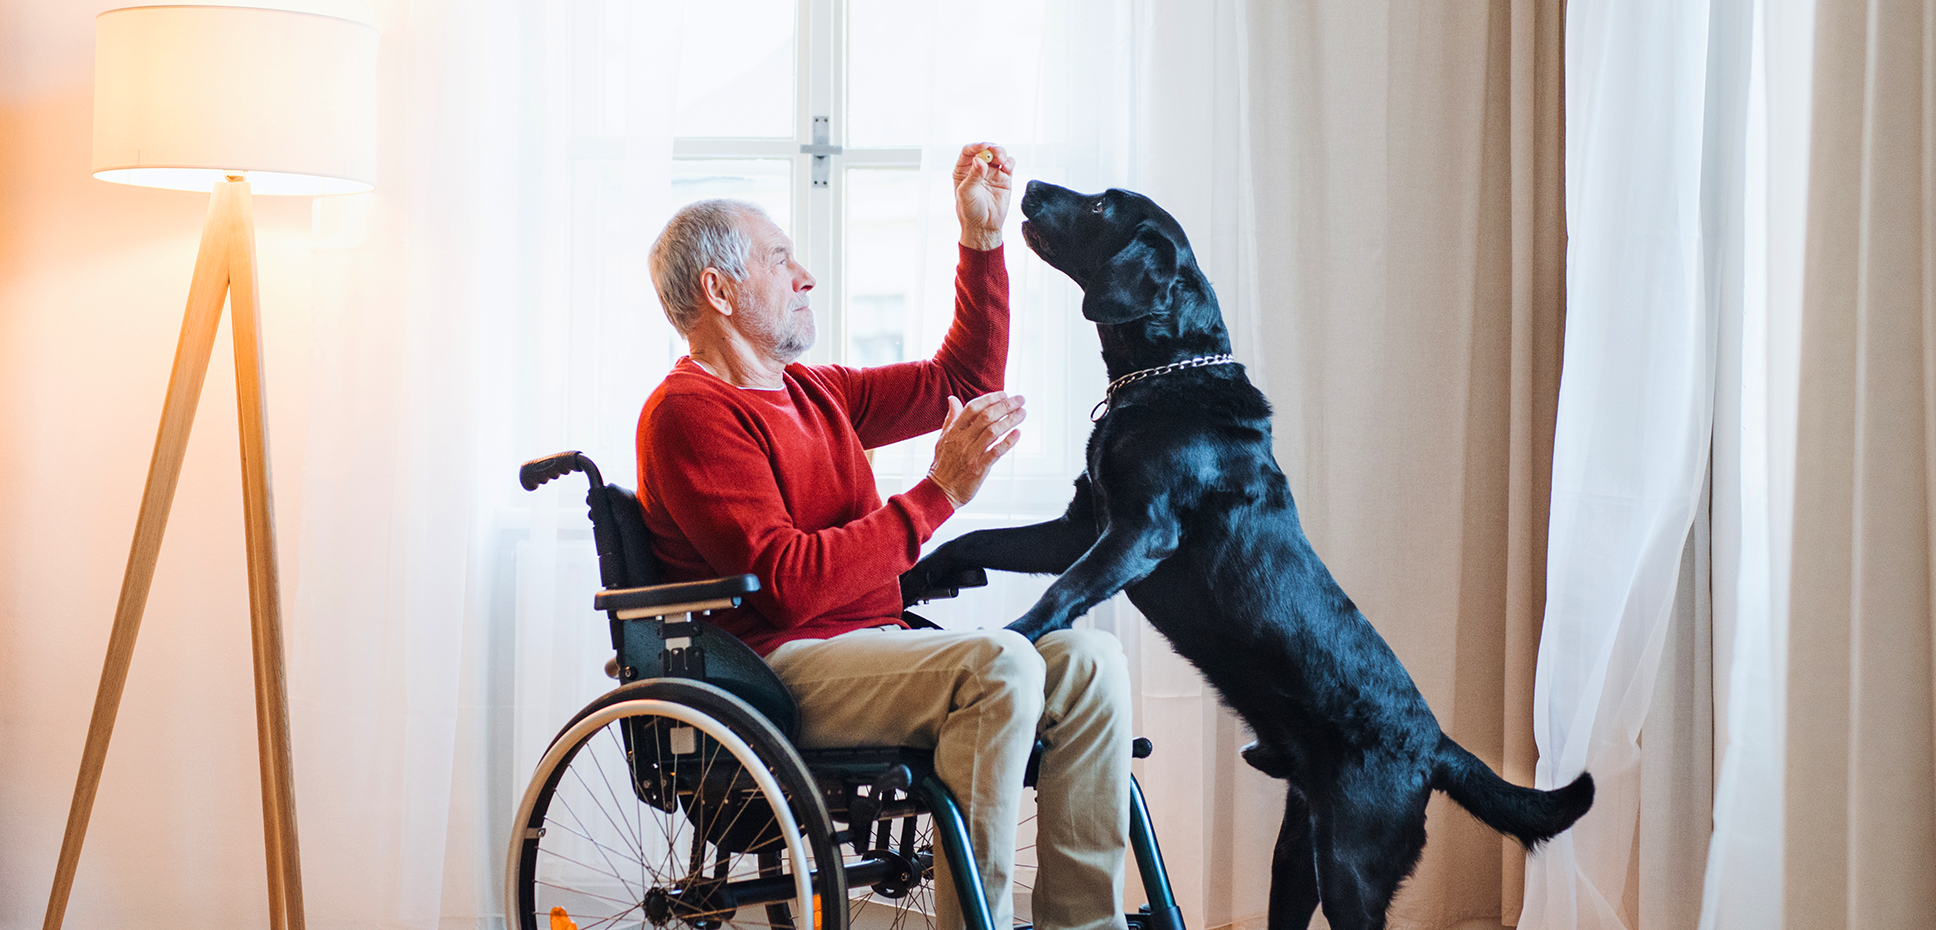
left=902, top=181, right=1594, bottom=930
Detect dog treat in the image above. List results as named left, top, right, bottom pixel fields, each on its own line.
left=976, top=149, right=995, bottom=164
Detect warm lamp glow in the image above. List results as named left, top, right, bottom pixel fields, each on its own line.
left=93, top=167, right=373, bottom=196
left=92, top=5, right=378, bottom=196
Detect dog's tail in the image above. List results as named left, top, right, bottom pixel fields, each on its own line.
left=1430, top=734, right=1593, bottom=849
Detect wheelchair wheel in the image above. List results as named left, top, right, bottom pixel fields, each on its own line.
left=507, top=679, right=848, bottom=930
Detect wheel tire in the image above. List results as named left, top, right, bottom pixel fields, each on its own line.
left=507, top=679, right=848, bottom=930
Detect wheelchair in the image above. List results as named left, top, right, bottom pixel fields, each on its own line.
left=506, top=451, right=1185, bottom=930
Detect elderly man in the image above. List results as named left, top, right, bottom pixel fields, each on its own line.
left=636, top=143, right=1132, bottom=930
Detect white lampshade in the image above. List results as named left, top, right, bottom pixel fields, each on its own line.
left=92, top=5, right=378, bottom=196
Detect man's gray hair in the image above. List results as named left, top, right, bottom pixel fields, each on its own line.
left=649, top=199, right=767, bottom=335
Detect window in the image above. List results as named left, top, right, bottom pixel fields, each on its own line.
left=668, top=0, right=1084, bottom=539
left=670, top=0, right=922, bottom=371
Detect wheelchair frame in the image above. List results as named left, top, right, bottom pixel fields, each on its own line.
left=506, top=451, right=1185, bottom=930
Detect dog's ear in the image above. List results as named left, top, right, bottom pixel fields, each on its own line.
left=1082, top=220, right=1180, bottom=324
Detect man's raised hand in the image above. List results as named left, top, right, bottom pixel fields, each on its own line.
left=954, top=143, right=1015, bottom=251
left=928, top=391, right=1026, bottom=508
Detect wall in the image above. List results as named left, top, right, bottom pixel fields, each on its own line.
left=1, top=0, right=324, bottom=920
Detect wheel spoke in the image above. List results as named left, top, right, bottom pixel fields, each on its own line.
left=553, top=792, right=645, bottom=900
left=567, top=736, right=644, bottom=864
left=541, top=816, right=657, bottom=878
left=532, top=877, right=638, bottom=907
left=595, top=723, right=649, bottom=858
left=572, top=902, right=647, bottom=930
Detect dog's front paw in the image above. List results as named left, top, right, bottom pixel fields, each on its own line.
left=1003, top=617, right=1049, bottom=642
left=1004, top=604, right=1066, bottom=643
left=900, top=551, right=952, bottom=606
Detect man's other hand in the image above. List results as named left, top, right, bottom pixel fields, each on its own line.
left=955, top=143, right=1015, bottom=251
left=928, top=391, right=1026, bottom=508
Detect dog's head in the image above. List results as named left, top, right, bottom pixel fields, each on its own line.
left=1019, top=181, right=1201, bottom=325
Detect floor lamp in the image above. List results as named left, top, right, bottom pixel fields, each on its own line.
left=44, top=7, right=377, bottom=930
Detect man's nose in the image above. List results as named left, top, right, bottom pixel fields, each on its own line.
left=796, top=267, right=816, bottom=291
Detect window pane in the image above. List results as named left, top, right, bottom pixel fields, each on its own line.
left=847, top=0, right=1048, bottom=147
left=670, top=159, right=793, bottom=234
left=844, top=168, right=922, bottom=367
left=847, top=166, right=1057, bottom=487
left=674, top=0, right=794, bottom=138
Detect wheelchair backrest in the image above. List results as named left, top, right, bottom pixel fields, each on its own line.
left=520, top=451, right=802, bottom=739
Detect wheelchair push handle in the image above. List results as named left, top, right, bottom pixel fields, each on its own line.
left=520, top=451, right=604, bottom=492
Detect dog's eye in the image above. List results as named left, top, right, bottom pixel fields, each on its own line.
left=1091, top=200, right=1105, bottom=214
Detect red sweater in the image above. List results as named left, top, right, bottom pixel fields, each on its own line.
left=636, top=245, right=1009, bottom=655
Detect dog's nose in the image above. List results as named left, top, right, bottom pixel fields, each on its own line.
left=1022, top=179, right=1047, bottom=216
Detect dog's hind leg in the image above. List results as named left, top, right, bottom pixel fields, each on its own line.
left=1310, top=779, right=1430, bottom=930
left=1268, top=786, right=1319, bottom=930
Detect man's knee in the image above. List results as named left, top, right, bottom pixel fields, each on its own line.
left=1038, top=627, right=1130, bottom=698
left=961, top=628, right=1049, bottom=708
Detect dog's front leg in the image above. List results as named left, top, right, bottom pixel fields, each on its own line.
left=902, top=518, right=1098, bottom=605
left=1004, top=517, right=1178, bottom=641
left=903, top=477, right=1101, bottom=604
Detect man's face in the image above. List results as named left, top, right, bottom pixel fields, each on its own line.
left=726, top=214, right=816, bottom=363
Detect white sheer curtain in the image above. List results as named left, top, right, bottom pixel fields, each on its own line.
left=1521, top=0, right=1718, bottom=928
left=1697, top=0, right=1811, bottom=928
left=294, top=0, right=683, bottom=921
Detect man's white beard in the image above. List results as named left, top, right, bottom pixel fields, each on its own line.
left=772, top=311, right=815, bottom=362
left=739, top=294, right=815, bottom=363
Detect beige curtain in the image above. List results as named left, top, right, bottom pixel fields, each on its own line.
left=1783, top=0, right=1936, bottom=924
left=1242, top=1, right=1564, bottom=926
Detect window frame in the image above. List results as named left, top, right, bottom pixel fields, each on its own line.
left=670, top=0, right=921, bottom=367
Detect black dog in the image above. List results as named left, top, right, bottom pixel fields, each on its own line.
left=903, top=181, right=1594, bottom=930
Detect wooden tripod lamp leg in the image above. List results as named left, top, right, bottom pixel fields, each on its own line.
left=226, top=178, right=306, bottom=930
left=42, top=178, right=304, bottom=930
left=42, top=182, right=237, bottom=930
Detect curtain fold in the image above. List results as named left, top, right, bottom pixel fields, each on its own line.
left=1501, top=0, right=1571, bottom=919
left=1782, top=0, right=1936, bottom=925
left=1522, top=0, right=1718, bottom=928
left=1244, top=1, right=1565, bottom=927
left=1698, top=0, right=1811, bottom=928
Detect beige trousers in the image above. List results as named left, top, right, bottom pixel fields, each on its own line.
left=766, top=627, right=1132, bottom=930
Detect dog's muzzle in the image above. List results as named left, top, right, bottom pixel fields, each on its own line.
left=1021, top=221, right=1051, bottom=259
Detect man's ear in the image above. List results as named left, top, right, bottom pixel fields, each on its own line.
left=701, top=267, right=736, bottom=316
left=1081, top=221, right=1180, bottom=324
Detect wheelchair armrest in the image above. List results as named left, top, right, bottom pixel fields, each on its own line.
left=594, top=574, right=760, bottom=618
left=904, top=566, right=988, bottom=604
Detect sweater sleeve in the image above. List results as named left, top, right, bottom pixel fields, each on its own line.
left=640, top=392, right=957, bottom=632
left=841, top=244, right=1010, bottom=448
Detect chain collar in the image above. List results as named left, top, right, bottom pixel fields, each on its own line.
left=1090, top=353, right=1238, bottom=421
